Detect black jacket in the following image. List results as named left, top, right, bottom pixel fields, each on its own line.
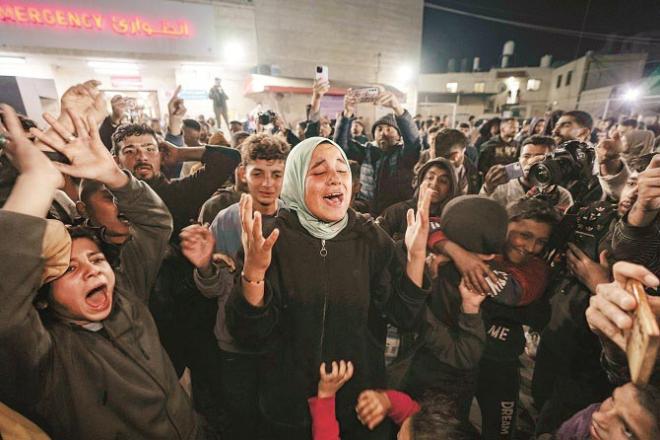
left=477, top=135, right=520, bottom=176
left=147, top=145, right=241, bottom=239
left=334, top=111, right=422, bottom=215
left=226, top=208, right=429, bottom=434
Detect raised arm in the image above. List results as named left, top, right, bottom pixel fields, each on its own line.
left=333, top=93, right=366, bottom=162
left=377, top=92, right=421, bottom=161
left=31, top=109, right=172, bottom=300
left=225, top=194, right=281, bottom=347
left=0, top=104, right=64, bottom=403
left=157, top=142, right=241, bottom=235
left=371, top=191, right=432, bottom=329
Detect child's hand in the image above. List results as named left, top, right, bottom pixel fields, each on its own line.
left=317, top=360, right=354, bottom=399
left=356, top=390, right=391, bottom=430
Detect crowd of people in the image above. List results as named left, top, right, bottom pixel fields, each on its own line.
left=0, top=76, right=659, bottom=440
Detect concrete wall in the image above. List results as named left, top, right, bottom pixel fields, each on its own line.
left=252, top=0, right=423, bottom=86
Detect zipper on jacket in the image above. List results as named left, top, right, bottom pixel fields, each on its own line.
left=318, top=239, right=328, bottom=361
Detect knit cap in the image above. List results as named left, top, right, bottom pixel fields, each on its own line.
left=371, top=113, right=401, bottom=138
left=439, top=195, right=508, bottom=254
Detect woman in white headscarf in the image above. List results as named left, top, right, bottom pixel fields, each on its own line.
left=226, top=137, right=431, bottom=439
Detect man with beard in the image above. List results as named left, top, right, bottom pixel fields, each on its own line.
left=481, top=135, right=573, bottom=212
left=334, top=90, right=422, bottom=215
left=112, top=113, right=240, bottom=431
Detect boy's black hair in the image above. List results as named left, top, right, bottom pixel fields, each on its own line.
left=620, top=118, right=638, bottom=129
left=521, top=135, right=556, bottom=150
left=564, top=110, right=594, bottom=130
left=183, top=119, right=201, bottom=131
left=434, top=128, right=468, bottom=156
left=507, top=197, right=560, bottom=227
left=410, top=392, right=467, bottom=440
left=240, top=133, right=290, bottom=165
left=111, top=124, right=158, bottom=155
left=635, top=383, right=660, bottom=439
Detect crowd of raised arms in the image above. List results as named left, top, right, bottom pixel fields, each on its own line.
left=1, top=78, right=660, bottom=440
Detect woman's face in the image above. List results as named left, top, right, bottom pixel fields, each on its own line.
left=304, top=143, right=351, bottom=222
left=49, top=238, right=115, bottom=324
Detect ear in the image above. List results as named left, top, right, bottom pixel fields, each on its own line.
left=75, top=201, right=88, bottom=217
left=238, top=165, right=247, bottom=183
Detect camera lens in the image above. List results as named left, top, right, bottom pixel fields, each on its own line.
left=529, top=163, right=552, bottom=187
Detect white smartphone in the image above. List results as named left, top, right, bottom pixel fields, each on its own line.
left=315, top=65, right=328, bottom=83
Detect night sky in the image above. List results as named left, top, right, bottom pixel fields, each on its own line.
left=421, top=0, right=660, bottom=73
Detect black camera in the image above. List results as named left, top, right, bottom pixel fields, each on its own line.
left=528, top=140, right=595, bottom=188
left=258, top=110, right=277, bottom=126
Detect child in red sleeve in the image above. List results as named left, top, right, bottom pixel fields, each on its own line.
left=308, top=361, right=420, bottom=440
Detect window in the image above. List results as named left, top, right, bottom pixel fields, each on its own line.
left=473, top=82, right=485, bottom=93
left=446, top=82, right=458, bottom=93
left=527, top=79, right=541, bottom=91
left=556, top=75, right=563, bottom=89
left=565, top=70, right=573, bottom=86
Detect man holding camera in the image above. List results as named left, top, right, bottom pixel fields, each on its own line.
left=480, top=135, right=574, bottom=212
left=334, top=89, right=422, bottom=215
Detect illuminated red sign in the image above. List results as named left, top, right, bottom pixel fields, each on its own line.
left=0, top=4, right=192, bottom=37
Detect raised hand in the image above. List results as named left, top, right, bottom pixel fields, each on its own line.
left=458, top=278, right=487, bottom=314
left=167, top=85, right=186, bottom=135
left=356, top=390, right=391, bottom=430
left=404, top=188, right=432, bottom=288
left=343, top=89, right=358, bottom=117
left=30, top=109, right=127, bottom=189
left=376, top=90, right=404, bottom=116
left=0, top=104, right=63, bottom=216
left=312, top=79, right=330, bottom=99
left=633, top=155, right=660, bottom=212
left=586, top=261, right=660, bottom=351
left=483, top=164, right=509, bottom=194
left=566, top=244, right=610, bottom=293
left=240, top=193, right=279, bottom=283
left=0, top=104, right=62, bottom=184
left=317, top=360, right=354, bottom=399
left=180, top=224, right=215, bottom=271
left=595, top=130, right=623, bottom=163
left=405, top=186, right=431, bottom=258
left=61, top=80, right=107, bottom=126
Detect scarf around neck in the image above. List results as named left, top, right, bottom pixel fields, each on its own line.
left=280, top=137, right=350, bottom=240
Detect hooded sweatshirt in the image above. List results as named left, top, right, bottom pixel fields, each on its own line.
left=377, top=158, right=459, bottom=241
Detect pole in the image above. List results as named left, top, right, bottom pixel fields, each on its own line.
left=452, top=93, right=459, bottom=127
left=602, top=98, right=610, bottom=119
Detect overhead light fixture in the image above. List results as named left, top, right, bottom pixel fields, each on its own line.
left=0, top=56, right=26, bottom=65
left=397, top=64, right=415, bottom=83
left=623, top=87, right=641, bottom=102
left=88, top=60, right=139, bottom=75
left=223, top=40, right=245, bottom=64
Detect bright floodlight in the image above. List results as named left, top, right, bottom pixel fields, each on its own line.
left=223, top=40, right=245, bottom=64
left=397, top=64, right=415, bottom=83
left=623, top=88, right=641, bottom=101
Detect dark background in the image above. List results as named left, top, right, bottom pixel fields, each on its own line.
left=421, top=0, right=660, bottom=73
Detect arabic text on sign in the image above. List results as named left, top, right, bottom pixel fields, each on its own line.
left=0, top=4, right=191, bottom=38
